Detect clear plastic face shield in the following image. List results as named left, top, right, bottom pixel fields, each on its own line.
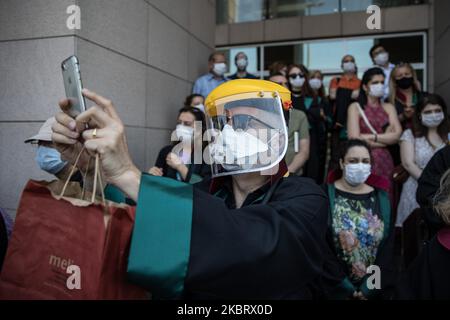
left=205, top=92, right=288, bottom=177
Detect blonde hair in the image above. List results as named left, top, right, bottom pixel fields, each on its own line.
left=388, top=62, right=420, bottom=105
left=433, top=168, right=450, bottom=225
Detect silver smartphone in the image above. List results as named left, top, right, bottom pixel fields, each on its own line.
left=61, top=55, right=86, bottom=118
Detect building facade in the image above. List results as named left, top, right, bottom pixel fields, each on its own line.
left=0, top=0, right=215, bottom=218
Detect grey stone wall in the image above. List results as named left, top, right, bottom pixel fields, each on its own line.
left=0, top=0, right=215, bottom=218
left=434, top=0, right=450, bottom=105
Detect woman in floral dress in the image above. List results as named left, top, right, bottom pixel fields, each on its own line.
left=323, top=139, right=396, bottom=300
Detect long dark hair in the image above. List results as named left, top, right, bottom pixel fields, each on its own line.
left=412, top=93, right=450, bottom=143
left=336, top=139, right=372, bottom=175
left=178, top=106, right=206, bottom=131
left=310, top=70, right=326, bottom=99
left=172, top=106, right=207, bottom=148
left=287, top=64, right=315, bottom=98
left=184, top=94, right=204, bottom=108
left=358, top=67, right=385, bottom=108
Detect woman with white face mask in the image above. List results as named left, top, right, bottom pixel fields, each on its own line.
left=396, top=94, right=450, bottom=227
left=323, top=139, right=395, bottom=300
left=328, top=55, right=361, bottom=173
left=148, top=106, right=209, bottom=183
left=288, top=64, right=327, bottom=184
left=347, top=67, right=402, bottom=199
left=184, top=93, right=205, bottom=113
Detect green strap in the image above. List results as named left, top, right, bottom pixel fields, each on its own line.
left=187, top=173, right=203, bottom=184
left=127, top=174, right=193, bottom=298
left=412, top=92, right=418, bottom=105
left=377, top=189, right=391, bottom=240
left=304, top=97, right=313, bottom=110
left=104, top=184, right=135, bottom=205
left=104, top=184, right=127, bottom=203
left=327, top=184, right=335, bottom=222
left=327, top=184, right=356, bottom=299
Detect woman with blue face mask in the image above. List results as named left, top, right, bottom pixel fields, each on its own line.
left=25, top=117, right=77, bottom=181
left=322, top=139, right=395, bottom=300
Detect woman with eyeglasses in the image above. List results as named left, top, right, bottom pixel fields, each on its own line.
left=347, top=68, right=402, bottom=200
left=288, top=64, right=327, bottom=184
left=323, top=139, right=395, bottom=300
left=396, top=94, right=450, bottom=227
left=148, top=106, right=210, bottom=183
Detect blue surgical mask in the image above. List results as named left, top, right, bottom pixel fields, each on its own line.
left=35, top=146, right=68, bottom=174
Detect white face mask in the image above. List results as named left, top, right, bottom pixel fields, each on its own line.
left=344, top=163, right=371, bottom=186
left=374, top=52, right=389, bottom=66
left=236, top=58, right=248, bottom=70
left=309, top=78, right=322, bottom=90
left=193, top=103, right=205, bottom=113
left=213, top=62, right=227, bottom=76
left=210, top=124, right=269, bottom=171
left=289, top=75, right=305, bottom=89
left=176, top=124, right=194, bottom=141
left=369, top=83, right=385, bottom=98
left=342, top=62, right=356, bottom=73
left=422, top=112, right=445, bottom=128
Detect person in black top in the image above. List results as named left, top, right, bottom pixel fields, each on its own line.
left=287, top=64, right=327, bottom=184
left=328, top=55, right=361, bottom=172
left=51, top=81, right=335, bottom=299
left=228, top=52, right=258, bottom=80
left=322, top=139, right=396, bottom=300
left=148, top=106, right=210, bottom=183
left=417, top=144, right=450, bottom=236
left=396, top=168, right=450, bottom=299
left=388, top=62, right=422, bottom=129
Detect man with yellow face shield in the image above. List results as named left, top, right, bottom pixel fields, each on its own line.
left=52, top=79, right=332, bottom=299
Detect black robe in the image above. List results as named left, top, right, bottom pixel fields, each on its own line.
left=183, top=176, right=331, bottom=299
left=291, top=95, right=328, bottom=184
left=395, top=234, right=450, bottom=299
left=155, top=145, right=211, bottom=182
left=416, top=145, right=450, bottom=236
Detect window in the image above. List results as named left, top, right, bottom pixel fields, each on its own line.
left=216, top=0, right=265, bottom=24
left=219, top=47, right=261, bottom=77
left=218, top=32, right=427, bottom=93
left=217, top=0, right=428, bottom=24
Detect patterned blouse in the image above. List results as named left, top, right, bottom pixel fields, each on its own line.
left=332, top=188, right=385, bottom=284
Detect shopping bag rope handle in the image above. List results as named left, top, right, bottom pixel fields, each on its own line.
left=59, top=147, right=106, bottom=206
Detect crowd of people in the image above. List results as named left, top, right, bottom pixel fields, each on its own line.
left=1, top=44, right=449, bottom=300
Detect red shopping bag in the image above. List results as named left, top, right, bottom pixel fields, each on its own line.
left=0, top=153, right=148, bottom=299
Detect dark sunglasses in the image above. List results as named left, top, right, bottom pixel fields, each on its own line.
left=288, top=73, right=305, bottom=79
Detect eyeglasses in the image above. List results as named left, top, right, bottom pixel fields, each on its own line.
left=288, top=73, right=304, bottom=79
left=216, top=114, right=274, bottom=131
